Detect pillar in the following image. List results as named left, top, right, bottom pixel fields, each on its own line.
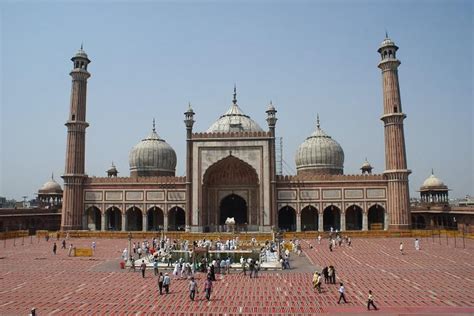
left=296, top=213, right=301, bottom=232
left=101, top=213, right=105, bottom=231
left=318, top=211, right=323, bottom=232
left=164, top=213, right=168, bottom=232
left=362, top=212, right=368, bottom=231
left=121, top=213, right=126, bottom=232
left=340, top=212, right=346, bottom=231
left=142, top=214, right=147, bottom=232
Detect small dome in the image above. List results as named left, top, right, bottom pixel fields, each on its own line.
left=295, top=116, right=344, bottom=175
left=421, top=171, right=447, bottom=190
left=74, top=44, right=89, bottom=59
left=361, top=158, right=373, bottom=170
left=207, top=87, right=263, bottom=133
left=129, top=123, right=177, bottom=177
left=39, top=174, right=62, bottom=194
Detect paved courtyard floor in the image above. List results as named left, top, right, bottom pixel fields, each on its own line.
left=0, top=235, right=473, bottom=315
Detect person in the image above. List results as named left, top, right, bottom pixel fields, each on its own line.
left=68, top=244, right=74, bottom=257
left=316, top=272, right=322, bottom=293
left=53, top=242, right=57, bottom=255
left=157, top=272, right=164, bottom=295
left=317, top=235, right=322, bottom=244
left=399, top=242, right=404, bottom=255
left=328, top=266, right=334, bottom=284
left=92, top=241, right=96, bottom=252
left=241, top=259, right=247, bottom=275
left=153, top=259, right=159, bottom=276
left=61, top=239, right=66, bottom=249
left=140, top=260, right=147, bottom=278
left=312, top=271, right=319, bottom=290
left=415, top=238, right=420, bottom=251
left=331, top=266, right=336, bottom=284
left=337, top=282, right=347, bottom=304
left=163, top=273, right=171, bottom=294
left=249, top=259, right=255, bottom=278
left=130, top=256, right=136, bottom=272
left=204, top=276, right=213, bottom=301
left=322, top=266, right=329, bottom=284
left=254, top=260, right=260, bottom=278
left=347, top=237, right=352, bottom=247
left=189, top=277, right=198, bottom=301
left=367, top=290, right=378, bottom=310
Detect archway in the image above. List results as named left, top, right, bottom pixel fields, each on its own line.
left=368, top=204, right=385, bottom=230
left=278, top=206, right=296, bottom=231
left=105, top=207, right=122, bottom=231
left=202, top=155, right=259, bottom=229
left=126, top=207, right=143, bottom=231
left=168, top=207, right=185, bottom=231
left=301, top=206, right=318, bottom=231
left=219, top=194, right=247, bottom=225
left=147, top=207, right=164, bottom=231
left=86, top=206, right=101, bottom=231
left=323, top=206, right=341, bottom=231
left=345, top=205, right=363, bottom=230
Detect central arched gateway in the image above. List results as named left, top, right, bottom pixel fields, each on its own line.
left=202, top=155, right=259, bottom=231
left=219, top=194, right=247, bottom=225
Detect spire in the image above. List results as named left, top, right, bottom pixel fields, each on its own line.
left=431, top=168, right=434, bottom=175
left=385, top=30, right=388, bottom=38
left=51, top=172, right=54, bottom=180
left=232, top=84, right=237, bottom=105
left=152, top=118, right=156, bottom=132
left=316, top=114, right=320, bottom=129
left=81, top=42, right=83, bottom=50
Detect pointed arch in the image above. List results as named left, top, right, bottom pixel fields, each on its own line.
left=301, top=205, right=318, bottom=231
left=345, top=205, right=363, bottom=230
left=86, top=206, right=101, bottom=231
left=168, top=206, right=185, bottom=231
left=368, top=204, right=385, bottom=230
left=203, top=155, right=259, bottom=186
left=278, top=206, right=296, bottom=231
left=126, top=207, right=143, bottom=231
left=323, top=205, right=341, bottom=231
left=105, top=206, right=122, bottom=231
left=147, top=206, right=164, bottom=231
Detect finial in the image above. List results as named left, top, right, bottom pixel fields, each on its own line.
left=270, top=100, right=273, bottom=106
left=233, top=84, right=237, bottom=105
left=51, top=172, right=54, bottom=180
left=385, top=30, right=388, bottom=38
left=188, top=102, right=192, bottom=109
left=431, top=168, right=434, bottom=175
left=152, top=118, right=156, bottom=132
left=81, top=42, right=83, bottom=50
left=316, top=114, right=320, bottom=129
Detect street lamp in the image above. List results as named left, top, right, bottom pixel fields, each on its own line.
left=127, top=232, right=132, bottom=265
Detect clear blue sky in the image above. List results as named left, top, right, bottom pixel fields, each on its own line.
left=1, top=1, right=472, bottom=201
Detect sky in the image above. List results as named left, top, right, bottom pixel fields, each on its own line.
left=1, top=0, right=472, bottom=201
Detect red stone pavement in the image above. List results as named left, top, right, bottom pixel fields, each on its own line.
left=0, top=235, right=473, bottom=315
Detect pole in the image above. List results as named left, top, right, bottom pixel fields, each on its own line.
left=13, top=238, right=16, bottom=247
left=445, top=229, right=448, bottom=246
left=454, top=229, right=457, bottom=248
left=462, top=227, right=465, bottom=249
left=22, top=235, right=25, bottom=246
left=30, top=235, right=33, bottom=244
left=3, top=238, right=6, bottom=248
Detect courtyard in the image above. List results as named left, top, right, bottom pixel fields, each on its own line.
left=0, top=235, right=473, bottom=315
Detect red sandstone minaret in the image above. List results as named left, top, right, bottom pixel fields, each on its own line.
left=61, top=45, right=91, bottom=230
left=378, top=34, right=411, bottom=230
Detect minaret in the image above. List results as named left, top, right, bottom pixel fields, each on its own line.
left=184, top=103, right=195, bottom=231
left=266, top=101, right=277, bottom=230
left=378, top=34, right=411, bottom=230
left=61, top=45, right=91, bottom=230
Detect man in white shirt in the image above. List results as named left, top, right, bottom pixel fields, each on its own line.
left=337, top=282, right=347, bottom=304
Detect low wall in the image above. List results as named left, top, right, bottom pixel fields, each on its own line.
left=32, top=229, right=474, bottom=240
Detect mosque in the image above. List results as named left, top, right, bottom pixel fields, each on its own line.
left=55, top=36, right=414, bottom=233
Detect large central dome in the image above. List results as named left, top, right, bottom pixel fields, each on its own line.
left=207, top=87, right=263, bottom=133
left=129, top=122, right=177, bottom=177
left=295, top=116, right=344, bottom=175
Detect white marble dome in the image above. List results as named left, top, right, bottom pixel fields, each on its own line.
left=39, top=175, right=62, bottom=193
left=295, top=117, right=344, bottom=175
left=129, top=126, right=176, bottom=177
left=421, top=172, right=447, bottom=190
left=207, top=89, right=263, bottom=133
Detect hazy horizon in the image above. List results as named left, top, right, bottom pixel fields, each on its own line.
left=1, top=1, right=472, bottom=201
